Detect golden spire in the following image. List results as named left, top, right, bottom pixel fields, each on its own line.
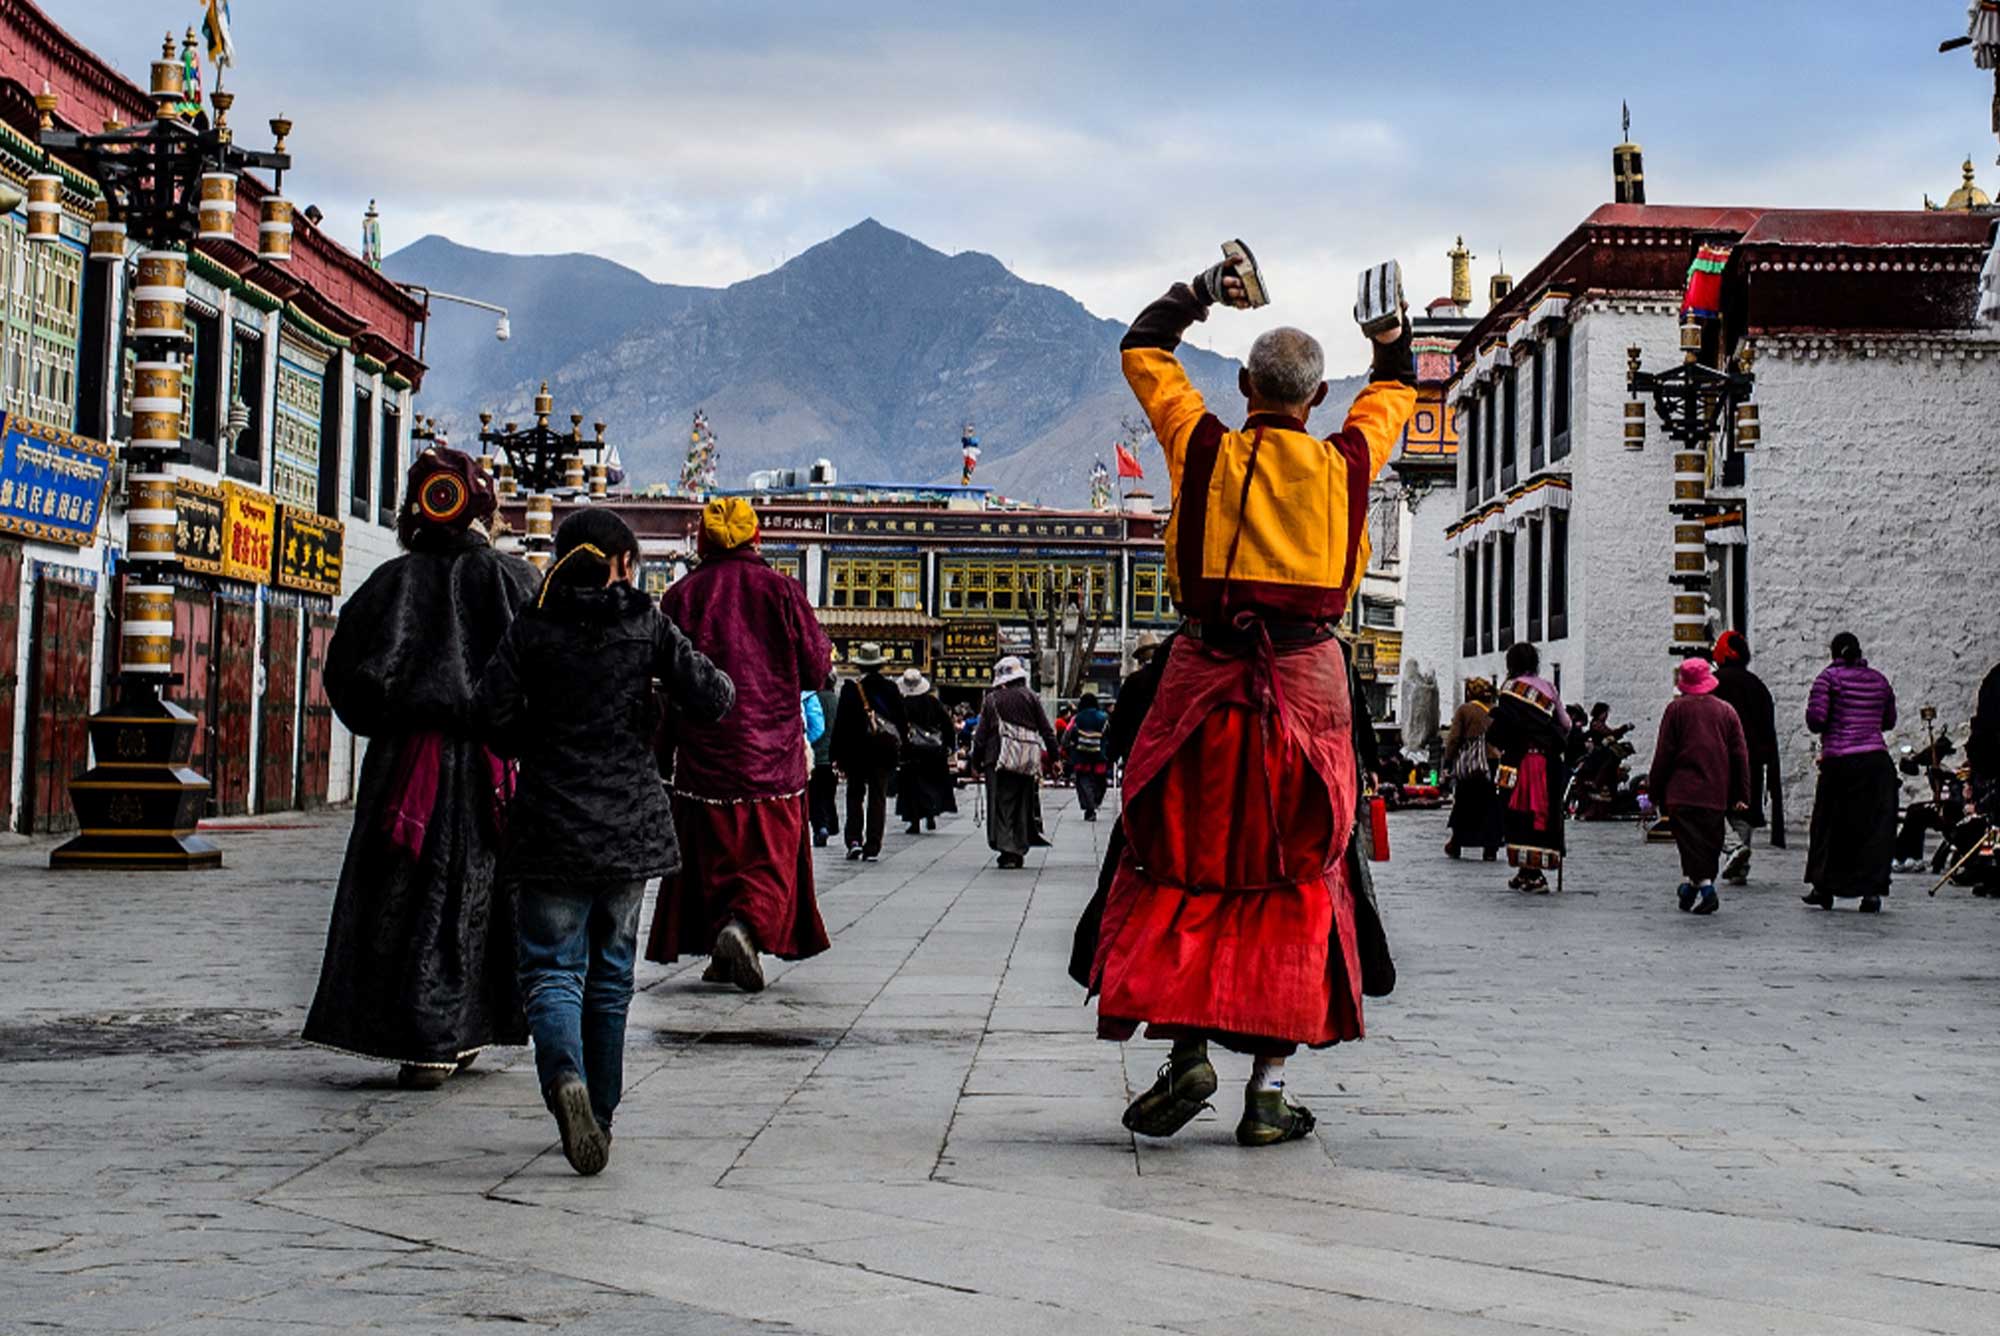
left=1613, top=100, right=1646, bottom=205
left=1448, top=236, right=1474, bottom=309
left=1944, top=157, right=1990, bottom=211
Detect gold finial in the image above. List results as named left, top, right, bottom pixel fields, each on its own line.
left=211, top=89, right=233, bottom=137
left=593, top=420, right=606, bottom=443
left=33, top=82, right=57, bottom=133
left=534, top=381, right=553, bottom=423
left=1627, top=344, right=1642, bottom=381
left=1944, top=156, right=1990, bottom=211
left=570, top=411, right=583, bottom=440
left=162, top=32, right=177, bottom=60
left=270, top=115, right=292, bottom=155
left=104, top=116, right=124, bottom=133
left=1737, top=340, right=1756, bottom=374
left=479, top=410, right=494, bottom=430
left=504, top=421, right=518, bottom=434
left=1447, top=235, right=1474, bottom=309
left=1488, top=251, right=1513, bottom=307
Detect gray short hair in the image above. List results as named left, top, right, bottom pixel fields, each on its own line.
left=1246, top=327, right=1325, bottom=405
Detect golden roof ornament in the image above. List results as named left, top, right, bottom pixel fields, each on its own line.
left=269, top=115, right=292, bottom=155
left=211, top=90, right=233, bottom=140
left=1488, top=251, right=1513, bottom=306
left=534, top=381, right=553, bottom=424
left=33, top=82, right=57, bottom=133
left=1447, top=236, right=1474, bottom=309
left=1945, top=157, right=1990, bottom=211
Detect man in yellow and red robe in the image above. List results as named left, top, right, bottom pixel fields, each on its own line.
left=1090, top=255, right=1415, bottom=1146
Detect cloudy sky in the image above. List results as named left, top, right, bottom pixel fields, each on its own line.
left=61, top=2, right=1993, bottom=372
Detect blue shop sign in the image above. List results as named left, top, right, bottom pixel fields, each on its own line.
left=0, top=413, right=114, bottom=548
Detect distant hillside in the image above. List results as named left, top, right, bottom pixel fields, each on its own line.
left=388, top=223, right=1362, bottom=505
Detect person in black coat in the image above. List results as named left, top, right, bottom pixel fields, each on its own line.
left=894, top=667, right=957, bottom=832
left=304, top=447, right=537, bottom=1092
left=476, top=508, right=733, bottom=1174
left=831, top=645, right=906, bottom=860
left=1710, top=630, right=1783, bottom=882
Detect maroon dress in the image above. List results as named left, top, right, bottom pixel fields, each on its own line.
left=646, top=547, right=834, bottom=962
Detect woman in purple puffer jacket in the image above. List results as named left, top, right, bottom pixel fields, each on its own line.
left=1803, top=631, right=1898, bottom=911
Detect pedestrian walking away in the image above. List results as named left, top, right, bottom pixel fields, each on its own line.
left=895, top=667, right=958, bottom=833
left=1710, top=630, right=1784, bottom=882
left=1442, top=676, right=1504, bottom=861
left=303, top=447, right=537, bottom=1091
left=973, top=655, right=1057, bottom=868
left=1487, top=641, right=1570, bottom=893
left=475, top=507, right=734, bottom=1175
left=808, top=672, right=842, bottom=847
left=646, top=498, right=834, bottom=990
left=1065, top=691, right=1112, bottom=821
left=1803, top=632, right=1898, bottom=912
left=1647, top=658, right=1750, bottom=915
left=1088, top=247, right=1412, bottom=1146
left=832, top=643, right=906, bottom=860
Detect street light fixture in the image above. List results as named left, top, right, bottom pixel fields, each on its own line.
left=394, top=284, right=512, bottom=357
left=37, top=29, right=296, bottom=870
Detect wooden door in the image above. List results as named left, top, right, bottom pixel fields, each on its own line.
left=28, top=574, right=94, bottom=833
left=211, top=597, right=255, bottom=815
left=258, top=603, right=300, bottom=812
left=299, top=612, right=336, bottom=808
left=171, top=588, right=216, bottom=793
left=0, top=541, right=19, bottom=832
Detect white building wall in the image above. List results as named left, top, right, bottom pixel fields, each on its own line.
left=1744, top=332, right=2000, bottom=818
left=1401, top=480, right=1458, bottom=736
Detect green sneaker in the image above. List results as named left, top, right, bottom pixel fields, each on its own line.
left=1122, top=1051, right=1218, bottom=1138
left=1236, top=1088, right=1317, bottom=1147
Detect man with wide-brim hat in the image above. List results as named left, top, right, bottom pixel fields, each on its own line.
left=645, top=497, right=834, bottom=992
left=831, top=642, right=905, bottom=861
left=972, top=656, right=1057, bottom=868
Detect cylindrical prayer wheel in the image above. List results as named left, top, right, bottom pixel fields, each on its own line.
left=589, top=462, right=608, bottom=499
left=476, top=454, right=496, bottom=476
left=524, top=493, right=553, bottom=544
left=1671, top=592, right=1709, bottom=648
left=120, top=584, right=176, bottom=675
left=197, top=172, right=238, bottom=242
left=131, top=361, right=185, bottom=446
left=133, top=250, right=189, bottom=342
left=258, top=195, right=294, bottom=262
left=25, top=172, right=63, bottom=243
left=1735, top=402, right=1760, bottom=448
left=563, top=454, right=585, bottom=490
left=151, top=41, right=185, bottom=104
left=90, top=201, right=126, bottom=262
left=496, top=462, right=517, bottom=499
left=125, top=472, right=178, bottom=563
left=1672, top=522, right=1706, bottom=578
left=1623, top=399, right=1647, bottom=450
left=1671, top=451, right=1706, bottom=505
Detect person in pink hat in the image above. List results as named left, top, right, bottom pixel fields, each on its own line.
left=1647, top=657, right=1751, bottom=914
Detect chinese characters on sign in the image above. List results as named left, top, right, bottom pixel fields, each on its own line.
left=175, top=479, right=226, bottom=575
left=220, top=481, right=274, bottom=585
left=935, top=620, right=999, bottom=687
left=0, top=413, right=114, bottom=548
left=273, top=505, right=344, bottom=596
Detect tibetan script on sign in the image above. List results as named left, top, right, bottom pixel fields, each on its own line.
left=0, top=413, right=114, bottom=547
left=220, top=481, right=275, bottom=586
left=175, top=478, right=225, bottom=576
left=273, top=505, right=344, bottom=596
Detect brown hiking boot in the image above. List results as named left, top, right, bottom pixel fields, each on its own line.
left=1236, top=1087, right=1317, bottom=1147
left=1122, top=1050, right=1218, bottom=1138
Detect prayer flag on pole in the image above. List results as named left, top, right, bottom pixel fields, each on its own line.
left=960, top=425, right=980, bottom=484
left=1114, top=441, right=1144, bottom=480
left=203, top=0, right=237, bottom=68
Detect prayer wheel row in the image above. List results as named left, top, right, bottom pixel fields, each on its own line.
left=133, top=250, right=189, bottom=342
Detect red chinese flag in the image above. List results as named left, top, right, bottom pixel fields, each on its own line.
left=1114, top=441, right=1145, bottom=480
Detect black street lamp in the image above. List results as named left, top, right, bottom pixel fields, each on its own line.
left=40, top=31, right=295, bottom=869
left=473, top=382, right=611, bottom=569
left=1625, top=315, right=1757, bottom=658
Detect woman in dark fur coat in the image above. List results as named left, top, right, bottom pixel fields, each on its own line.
left=303, top=448, right=539, bottom=1089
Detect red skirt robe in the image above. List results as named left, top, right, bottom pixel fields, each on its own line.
left=645, top=791, right=831, bottom=964
left=1091, top=635, right=1364, bottom=1050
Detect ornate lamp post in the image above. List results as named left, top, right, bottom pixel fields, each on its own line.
left=40, top=31, right=293, bottom=869
left=1624, top=312, right=1757, bottom=658
left=474, top=382, right=610, bottom=570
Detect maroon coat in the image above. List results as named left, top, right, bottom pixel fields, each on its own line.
left=662, top=547, right=832, bottom=802
left=1647, top=693, right=1751, bottom=813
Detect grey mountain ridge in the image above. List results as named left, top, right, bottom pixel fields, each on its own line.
left=386, top=220, right=1361, bottom=506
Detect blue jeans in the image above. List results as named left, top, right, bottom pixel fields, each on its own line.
left=516, top=880, right=646, bottom=1131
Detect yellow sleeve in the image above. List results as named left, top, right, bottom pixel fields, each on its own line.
left=1340, top=379, right=1419, bottom=480
left=1121, top=347, right=1210, bottom=495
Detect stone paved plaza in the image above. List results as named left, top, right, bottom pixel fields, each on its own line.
left=3, top=793, right=1999, bottom=1334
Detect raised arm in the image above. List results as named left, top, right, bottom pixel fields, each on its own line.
left=1119, top=283, right=1214, bottom=494
left=1330, top=320, right=1419, bottom=482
